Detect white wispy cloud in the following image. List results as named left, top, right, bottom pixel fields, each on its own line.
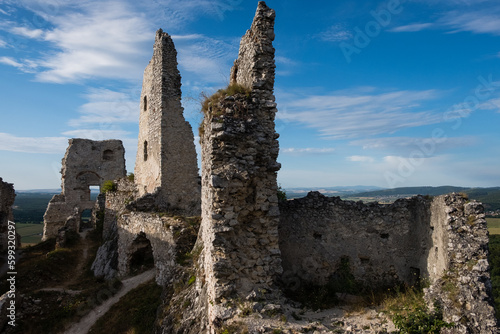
left=0, top=39, right=7, bottom=48
left=479, top=97, right=500, bottom=112
left=351, top=136, right=477, bottom=153
left=176, top=35, right=238, bottom=83
left=61, top=129, right=131, bottom=141
left=0, top=56, right=22, bottom=67
left=0, top=133, right=67, bottom=154
left=10, top=26, right=44, bottom=38
left=347, top=155, right=375, bottom=163
left=390, top=23, right=433, bottom=32
left=319, top=24, right=352, bottom=42
left=440, top=10, right=500, bottom=35
left=281, top=148, right=336, bottom=155
left=1, top=0, right=242, bottom=84
left=68, top=88, right=139, bottom=127
left=275, top=56, right=297, bottom=66
left=37, top=2, right=152, bottom=83
left=278, top=88, right=442, bottom=139
left=0, top=56, right=38, bottom=72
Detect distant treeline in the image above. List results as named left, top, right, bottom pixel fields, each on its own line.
left=13, top=192, right=98, bottom=224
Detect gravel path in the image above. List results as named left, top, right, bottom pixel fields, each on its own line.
left=64, top=269, right=156, bottom=334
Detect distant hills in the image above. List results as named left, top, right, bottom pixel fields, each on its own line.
left=353, top=186, right=469, bottom=197
left=284, top=186, right=384, bottom=198
left=12, top=185, right=500, bottom=224
left=351, top=186, right=500, bottom=211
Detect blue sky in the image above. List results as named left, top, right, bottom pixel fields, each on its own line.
left=0, top=0, right=499, bottom=190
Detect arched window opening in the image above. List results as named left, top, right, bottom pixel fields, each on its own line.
left=103, top=149, right=114, bottom=161
left=144, top=141, right=148, bottom=161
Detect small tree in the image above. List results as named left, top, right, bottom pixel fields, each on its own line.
left=277, top=184, right=287, bottom=202
left=101, top=180, right=117, bottom=193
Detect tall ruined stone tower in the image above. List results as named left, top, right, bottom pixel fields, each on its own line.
left=134, top=29, right=200, bottom=214
left=198, top=1, right=282, bottom=327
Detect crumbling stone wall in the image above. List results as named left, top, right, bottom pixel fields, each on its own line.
left=198, top=1, right=282, bottom=327
left=92, top=179, right=199, bottom=286
left=43, top=139, right=125, bottom=239
left=279, top=192, right=498, bottom=332
left=279, top=192, right=432, bottom=288
left=426, top=194, right=497, bottom=333
left=134, top=29, right=200, bottom=215
left=0, top=178, right=16, bottom=252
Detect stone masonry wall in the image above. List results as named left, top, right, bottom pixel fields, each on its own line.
left=280, top=192, right=498, bottom=332
left=43, top=139, right=125, bottom=239
left=198, top=1, right=282, bottom=328
left=426, top=194, right=498, bottom=333
left=92, top=179, right=199, bottom=286
left=0, top=178, right=16, bottom=252
left=134, top=29, right=200, bottom=215
left=279, top=192, right=432, bottom=289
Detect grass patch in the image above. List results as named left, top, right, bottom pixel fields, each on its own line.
left=199, top=83, right=251, bottom=139
left=0, top=240, right=79, bottom=293
left=384, top=285, right=454, bottom=333
left=487, top=218, right=500, bottom=235
left=89, top=279, right=163, bottom=334
left=201, top=83, right=251, bottom=115
left=16, top=222, right=44, bottom=246
left=0, top=231, right=126, bottom=334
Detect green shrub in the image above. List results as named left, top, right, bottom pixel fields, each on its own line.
left=384, top=285, right=454, bottom=333
left=392, top=301, right=453, bottom=333
left=101, top=180, right=117, bottom=193
left=127, top=173, right=134, bottom=182
left=277, top=185, right=287, bottom=202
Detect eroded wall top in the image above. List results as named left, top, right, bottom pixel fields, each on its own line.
left=230, top=1, right=276, bottom=91
left=62, top=139, right=126, bottom=202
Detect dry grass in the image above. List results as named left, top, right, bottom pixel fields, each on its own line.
left=88, top=279, right=163, bottom=334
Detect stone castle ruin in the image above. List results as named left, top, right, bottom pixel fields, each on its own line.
left=134, top=29, right=200, bottom=215
left=42, top=139, right=125, bottom=239
left=40, top=2, right=497, bottom=333
left=197, top=2, right=282, bottom=324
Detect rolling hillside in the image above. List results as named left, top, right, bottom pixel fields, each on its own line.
left=352, top=186, right=500, bottom=210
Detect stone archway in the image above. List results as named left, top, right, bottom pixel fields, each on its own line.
left=128, top=232, right=154, bottom=275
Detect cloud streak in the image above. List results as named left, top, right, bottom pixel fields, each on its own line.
left=2, top=0, right=242, bottom=84
left=347, top=155, right=374, bottom=163
left=319, top=24, right=352, bottom=42
left=281, top=148, right=336, bottom=155
left=68, top=88, right=139, bottom=127
left=390, top=23, right=433, bottom=32
left=0, top=133, right=68, bottom=154
left=441, top=10, right=500, bottom=35
left=279, top=88, right=442, bottom=139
